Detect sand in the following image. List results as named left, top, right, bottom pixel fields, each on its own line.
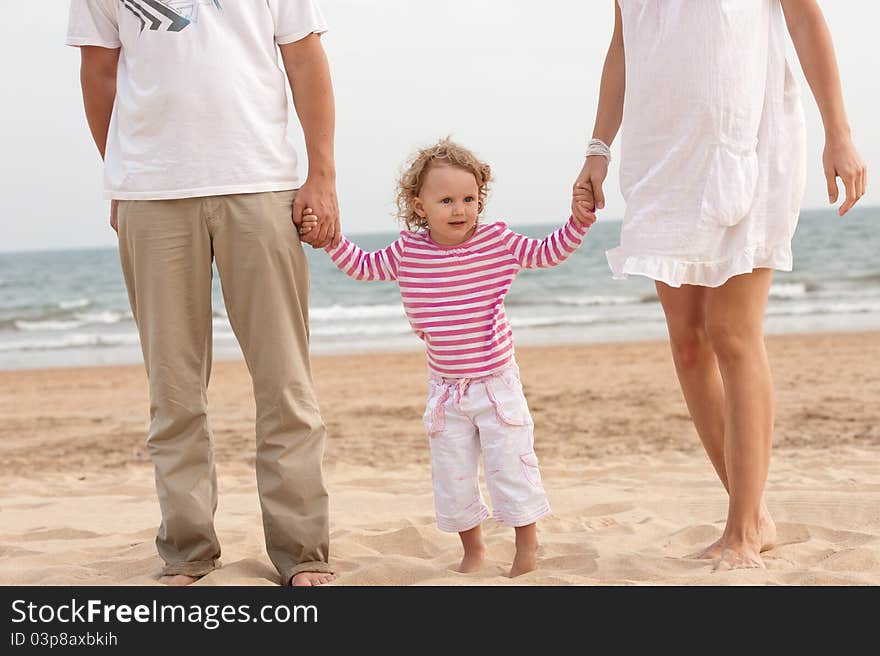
left=1, top=332, right=878, bottom=585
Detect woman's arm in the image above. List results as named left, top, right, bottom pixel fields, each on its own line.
left=572, top=0, right=625, bottom=224
left=503, top=217, right=590, bottom=270
left=781, top=0, right=866, bottom=215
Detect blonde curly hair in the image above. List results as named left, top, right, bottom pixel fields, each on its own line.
left=396, top=137, right=492, bottom=232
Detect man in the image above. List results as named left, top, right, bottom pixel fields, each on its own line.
left=68, top=0, right=340, bottom=586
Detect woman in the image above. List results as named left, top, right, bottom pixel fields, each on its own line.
left=573, top=0, right=866, bottom=569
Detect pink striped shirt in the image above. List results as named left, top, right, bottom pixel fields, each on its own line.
left=326, top=216, right=590, bottom=378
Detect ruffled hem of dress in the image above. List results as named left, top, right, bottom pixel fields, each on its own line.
left=605, top=243, right=793, bottom=288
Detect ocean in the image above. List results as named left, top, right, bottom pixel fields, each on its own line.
left=1, top=207, right=878, bottom=370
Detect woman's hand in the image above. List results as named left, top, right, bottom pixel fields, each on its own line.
left=824, top=136, right=867, bottom=216
left=572, top=155, right=609, bottom=224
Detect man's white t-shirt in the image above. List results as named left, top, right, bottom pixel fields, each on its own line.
left=67, top=0, right=328, bottom=200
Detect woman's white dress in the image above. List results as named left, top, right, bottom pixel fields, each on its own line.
left=606, top=0, right=807, bottom=287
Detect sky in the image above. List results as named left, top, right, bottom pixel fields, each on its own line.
left=0, top=0, right=877, bottom=253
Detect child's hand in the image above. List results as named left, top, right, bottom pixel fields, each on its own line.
left=299, top=207, right=319, bottom=238
left=571, top=155, right=608, bottom=225
left=571, top=183, right=597, bottom=227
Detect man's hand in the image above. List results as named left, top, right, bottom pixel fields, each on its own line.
left=293, top=176, right=340, bottom=248
left=110, top=199, right=119, bottom=233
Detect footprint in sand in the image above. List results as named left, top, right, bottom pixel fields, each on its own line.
left=583, top=517, right=621, bottom=531
left=773, top=523, right=874, bottom=551
left=338, top=558, right=439, bottom=586
left=665, top=524, right=722, bottom=556
left=5, top=502, right=51, bottom=510
left=818, top=548, right=879, bottom=572
left=582, top=503, right=632, bottom=517
left=0, top=544, right=41, bottom=558
left=356, top=526, right=441, bottom=559
left=539, top=555, right=599, bottom=575
left=19, top=528, right=103, bottom=542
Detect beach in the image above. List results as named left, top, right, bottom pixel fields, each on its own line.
left=1, top=331, right=878, bottom=586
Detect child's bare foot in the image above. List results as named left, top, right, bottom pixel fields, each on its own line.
left=690, top=503, right=777, bottom=559
left=457, top=525, right=486, bottom=573
left=509, top=522, right=539, bottom=577
left=509, top=545, right=538, bottom=577
left=160, top=575, right=199, bottom=586
left=290, top=572, right=336, bottom=586
left=459, top=547, right=487, bottom=573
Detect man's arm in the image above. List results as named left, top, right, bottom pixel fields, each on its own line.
left=80, top=46, right=118, bottom=159
left=279, top=34, right=340, bottom=249
left=79, top=45, right=120, bottom=230
left=781, top=0, right=866, bottom=215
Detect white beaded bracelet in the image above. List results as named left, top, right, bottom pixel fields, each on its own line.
left=586, top=138, right=611, bottom=164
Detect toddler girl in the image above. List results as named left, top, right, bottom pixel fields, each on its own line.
left=301, top=138, right=593, bottom=576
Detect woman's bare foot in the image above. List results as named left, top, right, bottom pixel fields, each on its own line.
left=712, top=515, right=771, bottom=571
left=160, top=575, right=199, bottom=586
left=690, top=504, right=777, bottom=559
left=713, top=544, right=765, bottom=571
left=290, top=572, right=336, bottom=586
left=509, top=522, right=539, bottom=577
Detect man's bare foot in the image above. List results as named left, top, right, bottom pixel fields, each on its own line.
left=509, top=544, right=538, bottom=577
left=690, top=506, right=777, bottom=559
left=160, top=575, right=199, bottom=586
left=458, top=547, right=487, bottom=573
left=290, top=572, right=336, bottom=586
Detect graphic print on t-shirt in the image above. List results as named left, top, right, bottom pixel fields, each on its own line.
left=119, top=0, right=221, bottom=33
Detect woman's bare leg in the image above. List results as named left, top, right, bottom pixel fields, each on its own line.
left=656, top=283, right=728, bottom=485
left=656, top=279, right=775, bottom=560
left=704, top=268, right=776, bottom=569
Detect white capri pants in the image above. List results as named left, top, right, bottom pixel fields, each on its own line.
left=423, top=361, right=551, bottom=533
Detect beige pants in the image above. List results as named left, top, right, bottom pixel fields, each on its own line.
left=117, top=191, right=331, bottom=583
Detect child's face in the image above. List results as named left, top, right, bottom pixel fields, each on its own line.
left=414, top=164, right=480, bottom=245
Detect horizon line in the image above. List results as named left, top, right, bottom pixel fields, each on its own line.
left=0, top=205, right=873, bottom=256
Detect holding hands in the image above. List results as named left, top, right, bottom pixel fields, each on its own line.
left=299, top=207, right=319, bottom=238
left=293, top=175, right=341, bottom=249
left=571, top=153, right=609, bottom=227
